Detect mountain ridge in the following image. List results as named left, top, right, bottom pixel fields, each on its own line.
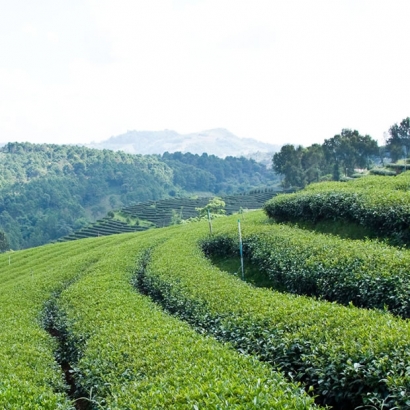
left=87, top=128, right=280, bottom=158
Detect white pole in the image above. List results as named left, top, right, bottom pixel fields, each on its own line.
left=238, top=219, right=244, bottom=280
left=208, top=209, right=213, bottom=235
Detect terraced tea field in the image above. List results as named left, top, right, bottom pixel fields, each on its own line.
left=0, top=220, right=318, bottom=409
left=2, top=175, right=410, bottom=408
left=264, top=171, right=410, bottom=245
left=58, top=190, right=281, bottom=242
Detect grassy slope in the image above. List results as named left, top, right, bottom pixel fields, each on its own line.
left=3, top=188, right=410, bottom=408
left=0, top=225, right=317, bottom=409
left=141, top=212, right=410, bottom=408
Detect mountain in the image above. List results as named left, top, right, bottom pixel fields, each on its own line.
left=87, top=128, right=280, bottom=158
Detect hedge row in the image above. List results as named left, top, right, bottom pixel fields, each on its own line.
left=121, top=191, right=279, bottom=227
left=58, top=218, right=147, bottom=242
left=54, top=229, right=318, bottom=409
left=0, top=237, right=113, bottom=409
left=369, top=168, right=397, bottom=176
left=264, top=185, right=410, bottom=244
left=305, top=172, right=410, bottom=192
left=140, top=215, right=410, bottom=409
left=200, top=217, right=410, bottom=318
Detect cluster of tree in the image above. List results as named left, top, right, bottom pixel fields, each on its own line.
left=0, top=143, right=277, bottom=250
left=273, top=119, right=410, bottom=188
left=385, top=117, right=410, bottom=161
left=273, top=129, right=379, bottom=187
left=161, top=152, right=277, bottom=194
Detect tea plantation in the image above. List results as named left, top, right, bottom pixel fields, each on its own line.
left=264, top=171, right=410, bottom=245
left=57, top=190, right=280, bottom=242
left=2, top=174, right=410, bottom=409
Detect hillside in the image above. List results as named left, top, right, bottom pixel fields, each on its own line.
left=264, top=171, right=410, bottom=246
left=2, top=190, right=410, bottom=408
left=57, top=190, right=282, bottom=242
left=87, top=128, right=280, bottom=158
left=0, top=142, right=278, bottom=250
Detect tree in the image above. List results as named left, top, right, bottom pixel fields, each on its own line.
left=323, top=129, right=378, bottom=178
left=386, top=117, right=410, bottom=161
left=196, top=197, right=226, bottom=219
left=301, top=144, right=327, bottom=183
left=170, top=209, right=182, bottom=225
left=272, top=145, right=306, bottom=188
left=0, top=230, right=9, bottom=252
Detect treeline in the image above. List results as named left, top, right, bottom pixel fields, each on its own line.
left=273, top=117, right=410, bottom=188
left=0, top=142, right=277, bottom=250
left=161, top=151, right=274, bottom=193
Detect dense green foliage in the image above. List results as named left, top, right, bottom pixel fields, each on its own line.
left=138, top=212, right=410, bottom=409
left=162, top=151, right=275, bottom=193
left=195, top=197, right=226, bottom=219
left=0, top=142, right=277, bottom=250
left=0, top=238, right=111, bottom=409
left=0, top=228, right=318, bottom=409
left=4, top=169, right=410, bottom=408
left=201, top=223, right=410, bottom=318
left=0, top=230, right=9, bottom=252
left=272, top=116, right=410, bottom=188
left=264, top=172, right=410, bottom=245
left=385, top=117, right=410, bottom=161
left=273, top=129, right=379, bottom=187
left=0, top=142, right=173, bottom=249
left=58, top=190, right=280, bottom=242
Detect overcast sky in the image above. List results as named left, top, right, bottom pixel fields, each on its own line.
left=1, top=0, right=409, bottom=147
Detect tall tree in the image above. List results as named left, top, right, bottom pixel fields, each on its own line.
left=323, top=129, right=378, bottom=178
left=301, top=144, right=327, bottom=183
left=0, top=230, right=9, bottom=252
left=272, top=144, right=306, bottom=187
left=386, top=117, right=410, bottom=161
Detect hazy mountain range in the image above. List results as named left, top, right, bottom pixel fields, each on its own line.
left=87, top=128, right=280, bottom=159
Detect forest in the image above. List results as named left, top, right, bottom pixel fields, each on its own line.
left=0, top=142, right=278, bottom=250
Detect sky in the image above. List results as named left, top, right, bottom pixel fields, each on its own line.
left=1, top=0, right=409, bottom=148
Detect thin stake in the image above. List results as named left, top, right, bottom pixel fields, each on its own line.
left=208, top=209, right=213, bottom=235
left=238, top=219, right=244, bottom=280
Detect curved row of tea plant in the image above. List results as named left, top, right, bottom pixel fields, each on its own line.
left=200, top=218, right=410, bottom=318
left=264, top=177, right=410, bottom=244
left=0, top=237, right=114, bottom=409
left=140, top=214, right=410, bottom=409
left=57, top=190, right=282, bottom=243
left=53, top=229, right=318, bottom=409
left=58, top=217, right=148, bottom=242
left=121, top=191, right=280, bottom=227
left=305, top=172, right=410, bottom=192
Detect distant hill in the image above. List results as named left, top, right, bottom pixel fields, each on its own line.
left=87, top=128, right=280, bottom=159
left=0, top=142, right=279, bottom=250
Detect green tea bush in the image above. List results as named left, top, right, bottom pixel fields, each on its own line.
left=305, top=172, right=410, bottom=191
left=140, top=215, right=410, bottom=409
left=200, top=223, right=410, bottom=318
left=54, top=229, right=318, bottom=409
left=264, top=175, right=410, bottom=244
left=370, top=168, right=396, bottom=176
left=0, top=238, right=113, bottom=409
